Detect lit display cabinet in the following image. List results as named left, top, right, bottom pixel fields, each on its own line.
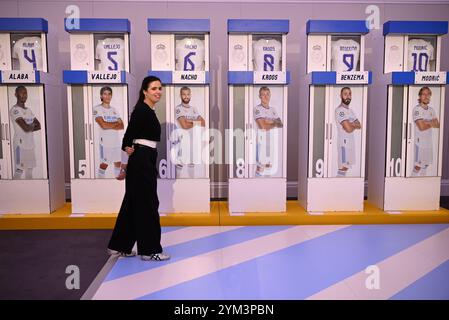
left=63, top=19, right=136, bottom=213
left=299, top=20, right=372, bottom=212
left=368, top=21, right=448, bottom=211
left=227, top=19, right=289, bottom=213
left=148, top=19, right=210, bottom=213
left=0, top=18, right=64, bottom=214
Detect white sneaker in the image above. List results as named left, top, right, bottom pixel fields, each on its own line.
left=141, top=252, right=171, bottom=261
left=107, top=248, right=137, bottom=257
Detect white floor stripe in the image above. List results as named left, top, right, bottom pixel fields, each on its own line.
left=131, top=226, right=243, bottom=253
left=93, top=225, right=349, bottom=300
left=161, top=226, right=243, bottom=248
left=308, top=227, right=449, bottom=300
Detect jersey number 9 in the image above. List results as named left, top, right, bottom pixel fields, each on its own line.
left=342, top=54, right=354, bottom=71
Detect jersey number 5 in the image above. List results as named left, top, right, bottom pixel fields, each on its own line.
left=107, top=51, right=118, bottom=71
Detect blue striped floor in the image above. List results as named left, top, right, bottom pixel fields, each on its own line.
left=89, top=224, right=449, bottom=300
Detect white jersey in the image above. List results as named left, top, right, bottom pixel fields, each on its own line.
left=254, top=104, right=280, bottom=121
left=93, top=104, right=122, bottom=147
left=413, top=104, right=436, bottom=148
left=331, top=39, right=360, bottom=72
left=408, top=39, right=434, bottom=72
left=175, top=104, right=202, bottom=123
left=95, top=38, right=125, bottom=71
left=12, top=36, right=43, bottom=70
left=10, top=104, right=36, bottom=149
left=253, top=39, right=282, bottom=71
left=175, top=38, right=205, bottom=71
left=335, top=104, right=358, bottom=147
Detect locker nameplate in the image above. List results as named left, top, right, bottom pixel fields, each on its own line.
left=88, top=71, right=122, bottom=83
left=336, top=71, right=369, bottom=84
left=1, top=71, right=36, bottom=83
left=414, top=72, right=447, bottom=85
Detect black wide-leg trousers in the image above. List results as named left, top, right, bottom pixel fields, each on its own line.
left=108, top=145, right=162, bottom=255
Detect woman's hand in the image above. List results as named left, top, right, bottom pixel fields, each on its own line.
left=116, top=165, right=127, bottom=181
left=125, top=146, right=135, bottom=155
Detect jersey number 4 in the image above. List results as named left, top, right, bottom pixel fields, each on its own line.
left=411, top=53, right=429, bottom=72
left=24, top=49, right=37, bottom=69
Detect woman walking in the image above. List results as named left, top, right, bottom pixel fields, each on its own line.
left=107, top=75, right=170, bottom=261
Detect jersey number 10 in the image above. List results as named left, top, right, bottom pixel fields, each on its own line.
left=411, top=53, right=429, bottom=72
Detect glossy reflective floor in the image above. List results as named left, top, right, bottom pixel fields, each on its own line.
left=86, top=224, right=449, bottom=300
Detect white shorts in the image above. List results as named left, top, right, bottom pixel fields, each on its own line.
left=99, top=145, right=121, bottom=164
left=337, top=142, right=355, bottom=168
left=14, top=145, right=36, bottom=169
left=256, top=133, right=274, bottom=166
left=414, top=144, right=433, bottom=167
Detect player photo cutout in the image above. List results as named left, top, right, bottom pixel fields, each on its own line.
left=253, top=86, right=284, bottom=178
left=333, top=86, right=363, bottom=178
left=410, top=86, right=440, bottom=177
left=173, top=86, right=207, bottom=179
left=92, top=86, right=125, bottom=179
left=8, top=85, right=44, bottom=179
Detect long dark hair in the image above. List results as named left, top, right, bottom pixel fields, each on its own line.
left=138, top=75, right=162, bottom=104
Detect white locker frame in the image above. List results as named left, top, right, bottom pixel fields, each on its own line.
left=228, top=85, right=288, bottom=180
left=383, top=85, right=445, bottom=211
left=375, top=21, right=448, bottom=212
left=148, top=20, right=211, bottom=214
left=0, top=86, right=12, bottom=179
left=385, top=85, right=445, bottom=179
left=308, top=85, right=368, bottom=179
left=227, top=22, right=289, bottom=213
left=151, top=34, right=210, bottom=72
left=67, top=84, right=129, bottom=213
left=384, top=34, right=442, bottom=73
left=0, top=85, right=48, bottom=180
left=0, top=79, right=65, bottom=214
left=306, top=85, right=368, bottom=212
left=0, top=32, right=48, bottom=72
left=162, top=85, right=210, bottom=180
left=307, top=34, right=365, bottom=73
left=0, top=33, right=12, bottom=70
left=69, top=33, right=130, bottom=72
